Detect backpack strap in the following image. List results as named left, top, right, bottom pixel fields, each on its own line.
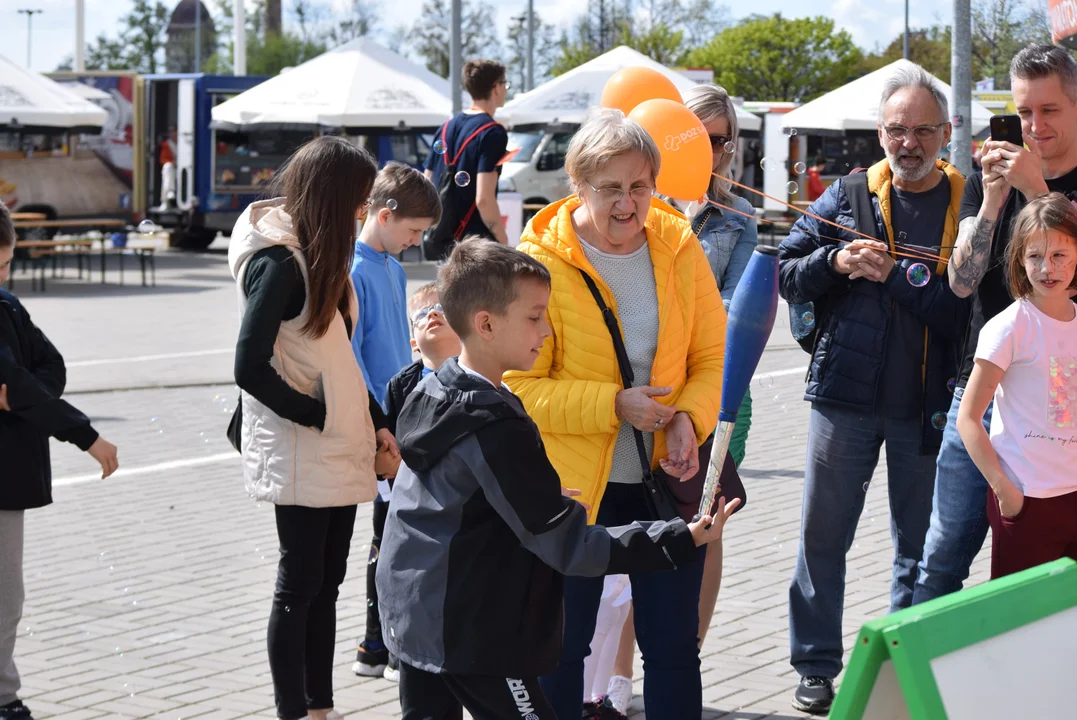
left=447, top=121, right=500, bottom=168
left=842, top=171, right=882, bottom=242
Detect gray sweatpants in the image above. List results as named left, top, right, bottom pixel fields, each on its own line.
left=0, top=510, right=24, bottom=705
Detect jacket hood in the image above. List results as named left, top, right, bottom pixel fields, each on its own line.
left=520, top=195, right=693, bottom=269
left=228, top=197, right=302, bottom=280
left=397, top=358, right=524, bottom=473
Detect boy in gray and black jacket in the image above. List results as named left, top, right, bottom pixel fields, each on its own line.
left=376, top=238, right=738, bottom=719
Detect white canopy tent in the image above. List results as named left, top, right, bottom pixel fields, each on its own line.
left=498, top=46, right=762, bottom=132
left=211, top=38, right=456, bottom=132
left=57, top=81, right=112, bottom=102
left=0, top=53, right=107, bottom=132
left=781, top=59, right=994, bottom=134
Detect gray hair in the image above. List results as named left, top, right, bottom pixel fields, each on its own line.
left=565, top=109, right=661, bottom=190
left=1010, top=45, right=1077, bottom=102
left=878, top=64, right=949, bottom=124
left=684, top=84, right=738, bottom=204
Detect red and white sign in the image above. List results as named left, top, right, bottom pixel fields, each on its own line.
left=1050, top=0, right=1077, bottom=49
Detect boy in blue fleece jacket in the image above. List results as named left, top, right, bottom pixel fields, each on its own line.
left=349, top=161, right=441, bottom=680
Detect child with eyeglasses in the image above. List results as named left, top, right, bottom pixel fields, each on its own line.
left=350, top=163, right=443, bottom=681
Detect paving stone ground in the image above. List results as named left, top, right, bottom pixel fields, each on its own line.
left=8, top=247, right=990, bottom=719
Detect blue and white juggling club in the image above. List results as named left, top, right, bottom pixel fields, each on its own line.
left=696, top=245, right=780, bottom=522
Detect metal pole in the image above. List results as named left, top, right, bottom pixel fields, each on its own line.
left=195, top=0, right=202, bottom=73
left=234, top=0, right=247, bottom=76
left=525, top=0, right=534, bottom=92
left=951, top=0, right=972, bottom=176
left=450, top=0, right=462, bottom=113
left=903, top=0, right=909, bottom=60
left=17, top=9, right=43, bottom=69
left=75, top=0, right=85, bottom=71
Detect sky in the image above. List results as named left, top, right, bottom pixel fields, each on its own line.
left=1, top=0, right=943, bottom=76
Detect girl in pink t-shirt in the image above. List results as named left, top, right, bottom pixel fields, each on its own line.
left=957, top=193, right=1077, bottom=579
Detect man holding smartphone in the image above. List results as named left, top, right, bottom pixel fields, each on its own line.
left=913, top=44, right=1077, bottom=604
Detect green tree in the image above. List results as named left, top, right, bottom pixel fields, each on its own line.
left=686, top=14, right=863, bottom=102
left=326, top=0, right=380, bottom=45
left=505, top=12, right=559, bottom=91
left=972, top=0, right=1052, bottom=89
left=407, top=0, right=501, bottom=78
left=84, top=0, right=170, bottom=72
left=861, top=26, right=953, bottom=79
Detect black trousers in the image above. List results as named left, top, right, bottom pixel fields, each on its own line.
left=268, top=504, right=357, bottom=720
left=364, top=498, right=389, bottom=644
left=399, top=662, right=555, bottom=720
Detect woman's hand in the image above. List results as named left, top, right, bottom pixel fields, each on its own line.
left=0, top=384, right=9, bottom=411
left=615, top=386, right=676, bottom=433
left=689, top=496, right=741, bottom=546
left=658, top=412, right=699, bottom=479
left=996, top=480, right=1025, bottom=519
left=374, top=428, right=401, bottom=478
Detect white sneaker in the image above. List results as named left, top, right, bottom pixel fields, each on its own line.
left=606, top=675, right=633, bottom=714
left=325, top=711, right=345, bottom=720
left=383, top=654, right=400, bottom=683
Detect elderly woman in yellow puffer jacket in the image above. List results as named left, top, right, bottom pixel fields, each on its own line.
left=504, top=109, right=726, bottom=720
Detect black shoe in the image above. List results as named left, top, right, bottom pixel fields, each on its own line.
left=0, top=700, right=33, bottom=720
left=352, top=640, right=388, bottom=677
left=792, top=676, right=834, bottom=715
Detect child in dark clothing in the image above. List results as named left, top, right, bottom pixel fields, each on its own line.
left=0, top=203, right=119, bottom=720
left=376, top=238, right=739, bottom=719
left=356, top=283, right=460, bottom=682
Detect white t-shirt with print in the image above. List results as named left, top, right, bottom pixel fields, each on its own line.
left=975, top=297, right=1077, bottom=497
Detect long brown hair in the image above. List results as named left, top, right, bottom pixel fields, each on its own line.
left=274, top=136, right=377, bottom=338
left=1006, top=193, right=1077, bottom=299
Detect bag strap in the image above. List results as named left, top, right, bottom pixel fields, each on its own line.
left=447, top=120, right=499, bottom=168
left=842, top=171, right=881, bottom=241
left=578, top=269, right=653, bottom=477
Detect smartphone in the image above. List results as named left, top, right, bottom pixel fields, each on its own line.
left=990, top=114, right=1023, bottom=146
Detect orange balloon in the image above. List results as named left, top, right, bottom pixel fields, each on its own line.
left=629, top=98, right=712, bottom=201
left=601, top=66, right=682, bottom=116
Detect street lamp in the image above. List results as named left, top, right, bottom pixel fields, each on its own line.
left=17, top=9, right=43, bottom=69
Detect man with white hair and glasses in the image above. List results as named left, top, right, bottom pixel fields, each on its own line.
left=777, top=64, right=970, bottom=715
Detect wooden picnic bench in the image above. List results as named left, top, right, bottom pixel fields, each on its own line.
left=10, top=212, right=48, bottom=222
left=8, top=231, right=158, bottom=292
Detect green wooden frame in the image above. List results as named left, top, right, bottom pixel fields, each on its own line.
left=829, top=558, right=1077, bottom=719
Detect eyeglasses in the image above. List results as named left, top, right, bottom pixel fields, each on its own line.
left=883, top=123, right=948, bottom=141
left=410, top=303, right=443, bottom=326
left=709, top=134, right=732, bottom=150
left=586, top=182, right=655, bottom=205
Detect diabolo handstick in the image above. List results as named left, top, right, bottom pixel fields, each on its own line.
left=695, top=245, right=780, bottom=524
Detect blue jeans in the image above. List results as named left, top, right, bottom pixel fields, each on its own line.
left=912, top=387, right=992, bottom=604
left=789, top=404, right=937, bottom=679
left=539, top=483, right=706, bottom=720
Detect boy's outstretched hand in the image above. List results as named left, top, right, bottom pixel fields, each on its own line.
left=87, top=437, right=119, bottom=479
left=561, top=486, right=591, bottom=513
left=689, top=496, right=741, bottom=546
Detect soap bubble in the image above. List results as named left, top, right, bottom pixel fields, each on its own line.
left=137, top=220, right=157, bottom=235
left=432, top=139, right=446, bottom=154
left=785, top=127, right=798, bottom=136
left=947, top=378, right=957, bottom=394
left=863, top=481, right=870, bottom=492
left=386, top=199, right=398, bottom=211
left=368, top=545, right=380, bottom=566
left=786, top=181, right=799, bottom=195
left=794, top=161, right=807, bottom=174
left=907, top=263, right=931, bottom=287
left=454, top=171, right=471, bottom=187
left=723, top=141, right=736, bottom=154
left=931, top=412, right=948, bottom=430
left=757, top=374, right=774, bottom=389
left=759, top=158, right=768, bottom=171
left=801, top=311, right=815, bottom=327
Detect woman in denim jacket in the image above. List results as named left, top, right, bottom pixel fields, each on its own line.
left=684, top=82, right=758, bottom=647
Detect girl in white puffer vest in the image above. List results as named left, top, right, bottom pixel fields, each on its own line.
left=229, top=136, right=397, bottom=720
